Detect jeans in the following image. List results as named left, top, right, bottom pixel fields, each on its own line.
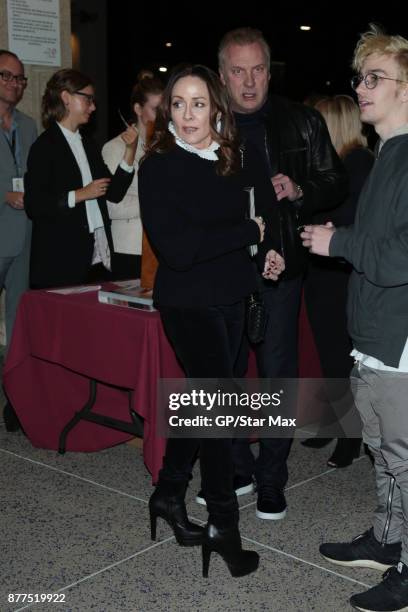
left=232, top=276, right=303, bottom=489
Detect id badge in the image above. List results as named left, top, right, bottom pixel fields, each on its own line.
left=12, top=177, right=24, bottom=192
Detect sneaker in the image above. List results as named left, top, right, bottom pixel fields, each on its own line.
left=195, top=476, right=254, bottom=506
left=350, top=562, right=408, bottom=611
left=256, top=487, right=287, bottom=520
left=320, top=528, right=401, bottom=571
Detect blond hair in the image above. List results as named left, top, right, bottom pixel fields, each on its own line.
left=314, top=95, right=367, bottom=158
left=353, top=23, right=408, bottom=81
left=218, top=27, right=270, bottom=71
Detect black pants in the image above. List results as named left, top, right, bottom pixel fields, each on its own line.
left=111, top=253, right=141, bottom=281
left=304, top=261, right=360, bottom=439
left=304, top=262, right=352, bottom=379
left=232, top=276, right=303, bottom=489
left=158, top=301, right=245, bottom=528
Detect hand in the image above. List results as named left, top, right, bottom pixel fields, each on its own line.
left=271, top=173, right=302, bottom=202
left=301, top=222, right=335, bottom=256
left=121, top=124, right=138, bottom=148
left=263, top=249, right=285, bottom=280
left=76, top=178, right=111, bottom=202
left=6, top=191, right=24, bottom=209
left=254, top=216, right=265, bottom=243
left=121, top=125, right=139, bottom=166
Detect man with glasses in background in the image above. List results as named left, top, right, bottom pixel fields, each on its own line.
left=302, top=24, right=408, bottom=612
left=0, top=50, right=37, bottom=432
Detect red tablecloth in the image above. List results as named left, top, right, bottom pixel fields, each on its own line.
left=3, top=289, right=321, bottom=483
left=3, top=289, right=184, bottom=482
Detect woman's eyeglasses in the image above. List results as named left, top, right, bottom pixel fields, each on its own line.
left=351, top=72, right=408, bottom=90
left=73, top=91, right=96, bottom=105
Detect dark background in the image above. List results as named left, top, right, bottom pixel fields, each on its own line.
left=72, top=1, right=408, bottom=144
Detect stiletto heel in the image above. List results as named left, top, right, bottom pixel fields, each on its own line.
left=202, top=544, right=211, bottom=578
left=148, top=484, right=203, bottom=546
left=150, top=511, right=157, bottom=541
left=202, top=524, right=259, bottom=578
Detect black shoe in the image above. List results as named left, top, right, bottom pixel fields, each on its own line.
left=195, top=475, right=254, bottom=506
left=320, top=528, right=401, bottom=571
left=301, top=437, right=333, bottom=449
left=202, top=524, right=259, bottom=578
left=327, top=438, right=361, bottom=468
left=149, top=485, right=204, bottom=547
left=256, top=486, right=287, bottom=520
left=3, top=401, right=21, bottom=432
left=350, top=562, right=408, bottom=611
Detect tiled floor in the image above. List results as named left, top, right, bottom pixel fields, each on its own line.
left=1, top=347, right=378, bottom=612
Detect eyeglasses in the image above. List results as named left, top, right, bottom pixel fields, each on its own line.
left=0, top=70, right=28, bottom=86
left=73, top=91, right=96, bottom=105
left=351, top=72, right=408, bottom=90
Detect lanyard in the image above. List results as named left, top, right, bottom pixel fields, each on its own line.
left=2, top=127, right=20, bottom=176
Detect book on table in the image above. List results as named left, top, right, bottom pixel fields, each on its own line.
left=98, top=279, right=156, bottom=311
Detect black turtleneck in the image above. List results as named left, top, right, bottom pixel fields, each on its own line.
left=234, top=99, right=272, bottom=177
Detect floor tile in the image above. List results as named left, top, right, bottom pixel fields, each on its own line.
left=0, top=452, right=159, bottom=610
left=22, top=535, right=363, bottom=612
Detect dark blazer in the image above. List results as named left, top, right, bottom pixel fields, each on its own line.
left=25, top=122, right=134, bottom=288
left=237, top=95, right=348, bottom=279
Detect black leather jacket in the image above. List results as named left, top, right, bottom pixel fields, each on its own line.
left=238, top=96, right=348, bottom=279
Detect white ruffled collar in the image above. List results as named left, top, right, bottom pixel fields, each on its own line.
left=168, top=121, right=219, bottom=161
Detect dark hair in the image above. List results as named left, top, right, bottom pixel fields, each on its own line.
left=41, top=68, right=93, bottom=128
left=146, top=64, right=239, bottom=176
left=129, top=73, right=164, bottom=123
left=0, top=49, right=20, bottom=62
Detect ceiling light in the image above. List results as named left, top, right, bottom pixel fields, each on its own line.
left=300, top=25, right=311, bottom=31
left=159, top=66, right=168, bottom=73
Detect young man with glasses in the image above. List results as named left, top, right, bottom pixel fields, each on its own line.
left=0, top=50, right=37, bottom=432
left=302, top=24, right=408, bottom=612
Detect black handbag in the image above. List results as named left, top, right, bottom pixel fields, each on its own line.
left=246, top=292, right=268, bottom=344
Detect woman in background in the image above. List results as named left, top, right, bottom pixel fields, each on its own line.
left=303, top=95, right=374, bottom=467
left=102, top=74, right=163, bottom=280
left=25, top=69, right=137, bottom=289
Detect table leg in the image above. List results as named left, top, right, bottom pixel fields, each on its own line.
left=58, top=378, right=97, bottom=453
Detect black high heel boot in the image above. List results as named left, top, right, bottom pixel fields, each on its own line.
left=202, top=524, right=259, bottom=578
left=327, top=438, right=361, bottom=468
left=149, top=483, right=203, bottom=546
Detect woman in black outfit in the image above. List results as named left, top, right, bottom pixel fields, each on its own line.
left=303, top=95, right=374, bottom=466
left=139, top=64, right=284, bottom=577
left=25, top=69, right=137, bottom=289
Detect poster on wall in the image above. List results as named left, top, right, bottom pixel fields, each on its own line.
left=7, top=0, right=61, bottom=66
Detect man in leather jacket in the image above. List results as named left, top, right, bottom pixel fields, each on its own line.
left=216, top=27, right=348, bottom=520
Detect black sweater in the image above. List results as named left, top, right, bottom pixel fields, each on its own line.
left=138, top=146, right=266, bottom=307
